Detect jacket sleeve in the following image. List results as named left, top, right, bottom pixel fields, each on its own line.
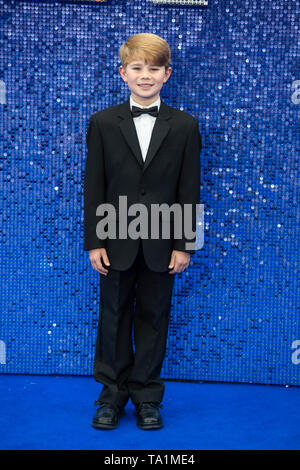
left=173, top=118, right=201, bottom=254
left=83, top=114, right=107, bottom=251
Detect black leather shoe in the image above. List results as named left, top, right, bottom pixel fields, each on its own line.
left=135, top=402, right=164, bottom=430
left=92, top=402, right=125, bottom=430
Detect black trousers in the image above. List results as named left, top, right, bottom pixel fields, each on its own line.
left=93, top=240, right=176, bottom=409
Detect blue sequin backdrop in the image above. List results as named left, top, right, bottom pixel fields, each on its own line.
left=0, top=0, right=299, bottom=385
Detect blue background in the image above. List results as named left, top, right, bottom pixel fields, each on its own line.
left=0, top=0, right=299, bottom=384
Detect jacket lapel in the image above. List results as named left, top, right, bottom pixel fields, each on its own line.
left=118, top=97, right=172, bottom=172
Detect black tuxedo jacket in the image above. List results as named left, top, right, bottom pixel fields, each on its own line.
left=84, top=97, right=201, bottom=272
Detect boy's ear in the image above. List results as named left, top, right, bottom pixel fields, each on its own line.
left=164, top=67, right=172, bottom=82
left=119, top=65, right=127, bottom=82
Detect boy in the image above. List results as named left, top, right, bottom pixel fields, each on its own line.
left=84, top=33, right=201, bottom=430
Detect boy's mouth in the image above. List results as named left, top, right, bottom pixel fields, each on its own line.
left=138, top=84, right=153, bottom=89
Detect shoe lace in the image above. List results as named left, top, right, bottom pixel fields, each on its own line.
left=94, top=400, right=120, bottom=412
left=137, top=402, right=163, bottom=410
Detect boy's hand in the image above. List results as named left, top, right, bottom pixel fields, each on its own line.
left=89, top=248, right=110, bottom=276
left=168, top=250, right=191, bottom=274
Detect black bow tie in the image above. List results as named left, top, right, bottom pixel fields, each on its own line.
left=131, top=105, right=159, bottom=118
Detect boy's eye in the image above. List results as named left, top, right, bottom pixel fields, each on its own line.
left=133, top=67, right=159, bottom=71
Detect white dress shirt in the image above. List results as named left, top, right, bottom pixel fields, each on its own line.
left=130, top=95, right=161, bottom=162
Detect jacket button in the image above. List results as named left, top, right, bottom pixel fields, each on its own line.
left=141, top=189, right=146, bottom=195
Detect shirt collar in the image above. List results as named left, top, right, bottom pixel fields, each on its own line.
left=130, top=95, right=161, bottom=111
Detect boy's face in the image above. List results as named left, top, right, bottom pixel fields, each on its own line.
left=119, top=58, right=172, bottom=106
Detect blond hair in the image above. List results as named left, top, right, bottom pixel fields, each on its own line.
left=119, top=33, right=171, bottom=70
